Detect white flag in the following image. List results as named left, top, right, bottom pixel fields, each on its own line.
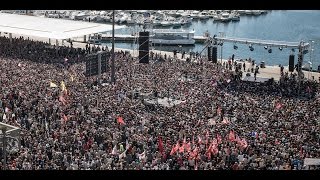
left=111, top=144, right=118, bottom=155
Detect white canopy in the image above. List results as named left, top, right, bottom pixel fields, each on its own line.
left=0, top=13, right=124, bottom=40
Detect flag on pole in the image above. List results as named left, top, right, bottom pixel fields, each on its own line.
left=205, top=130, right=209, bottom=146
left=111, top=144, right=118, bottom=155
left=229, top=130, right=235, bottom=142
left=222, top=117, right=230, bottom=125
left=60, top=81, right=67, bottom=92
left=206, top=143, right=212, bottom=160
left=275, top=102, right=282, bottom=109
left=62, top=114, right=68, bottom=122
left=126, top=139, right=130, bottom=150
left=300, top=146, right=304, bottom=158
left=59, top=95, right=67, bottom=105
left=50, top=82, right=58, bottom=88
left=275, top=139, right=280, bottom=145
left=185, top=142, right=191, bottom=153
left=179, top=142, right=184, bottom=153
left=117, top=116, right=125, bottom=125
left=158, top=136, right=164, bottom=155
left=241, top=138, right=248, bottom=149
left=170, top=142, right=180, bottom=155
left=217, top=134, right=222, bottom=144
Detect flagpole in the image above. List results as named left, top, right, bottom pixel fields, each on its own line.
left=111, top=10, right=116, bottom=84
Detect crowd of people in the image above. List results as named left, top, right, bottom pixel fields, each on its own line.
left=0, top=36, right=320, bottom=170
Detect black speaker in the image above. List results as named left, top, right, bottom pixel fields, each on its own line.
left=138, top=31, right=149, bottom=63
left=289, top=54, right=294, bottom=72
left=207, top=46, right=212, bottom=61
left=212, top=46, right=217, bottom=63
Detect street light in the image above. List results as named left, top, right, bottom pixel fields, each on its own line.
left=178, top=45, right=182, bottom=59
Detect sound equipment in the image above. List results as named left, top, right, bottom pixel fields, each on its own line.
left=289, top=54, right=295, bottom=72
left=138, top=31, right=149, bottom=63
left=212, top=46, right=217, bottom=63
left=207, top=46, right=212, bottom=61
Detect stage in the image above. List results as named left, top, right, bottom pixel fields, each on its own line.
left=143, top=97, right=185, bottom=108
left=242, top=76, right=271, bottom=83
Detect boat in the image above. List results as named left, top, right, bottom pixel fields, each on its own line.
left=245, top=10, right=253, bottom=15
left=198, top=11, right=210, bottom=20
left=219, top=12, right=232, bottom=22
left=230, top=12, right=240, bottom=21
left=252, top=10, right=262, bottom=15
left=150, top=29, right=195, bottom=45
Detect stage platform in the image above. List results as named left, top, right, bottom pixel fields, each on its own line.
left=144, top=97, right=185, bottom=108
left=242, top=76, right=271, bottom=83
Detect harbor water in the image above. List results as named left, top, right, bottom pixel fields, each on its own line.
left=103, top=10, right=320, bottom=67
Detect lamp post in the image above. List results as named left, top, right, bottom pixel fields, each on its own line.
left=111, top=10, right=116, bottom=84
left=218, top=32, right=225, bottom=64
left=311, top=40, right=315, bottom=80
left=179, top=45, right=182, bottom=59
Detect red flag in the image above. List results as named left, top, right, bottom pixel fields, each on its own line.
left=179, top=142, right=185, bottom=153
left=61, top=113, right=68, bottom=124
left=59, top=95, right=67, bottom=105
left=217, top=106, right=222, bottom=115
left=275, top=139, right=280, bottom=145
left=300, top=146, right=304, bottom=158
left=170, top=142, right=180, bottom=156
left=185, top=142, right=191, bottom=153
left=158, top=136, right=164, bottom=155
left=206, top=144, right=212, bottom=160
left=217, top=134, right=222, bottom=144
left=211, top=144, right=219, bottom=155
left=117, top=116, right=125, bottom=125
left=63, top=114, right=68, bottom=122
left=222, top=117, right=230, bottom=125
left=275, top=102, right=282, bottom=109
left=228, top=130, right=235, bottom=142
left=170, top=146, right=176, bottom=156
left=241, top=138, right=248, bottom=149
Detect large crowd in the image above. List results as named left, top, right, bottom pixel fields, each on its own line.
left=0, top=36, right=320, bottom=170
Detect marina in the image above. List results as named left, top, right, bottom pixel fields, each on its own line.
left=1, top=10, right=318, bottom=67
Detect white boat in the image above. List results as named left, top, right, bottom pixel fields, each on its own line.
left=160, top=21, right=172, bottom=27
left=252, top=10, right=262, bottom=15
left=237, top=10, right=246, bottom=15
left=190, top=11, right=200, bottom=19
left=74, top=12, right=88, bottom=20
left=198, top=12, right=210, bottom=20
left=245, top=10, right=253, bottom=15
left=150, top=29, right=195, bottom=45
left=230, top=12, right=240, bottom=21
left=219, top=12, right=232, bottom=22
